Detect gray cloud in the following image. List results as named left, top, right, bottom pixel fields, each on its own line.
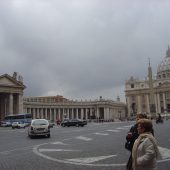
left=0, top=0, right=170, bottom=101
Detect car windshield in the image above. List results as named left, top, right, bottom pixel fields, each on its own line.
left=32, top=120, right=48, bottom=125
left=13, top=122, right=18, bottom=124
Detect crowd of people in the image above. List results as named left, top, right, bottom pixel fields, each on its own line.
left=125, top=113, right=161, bottom=170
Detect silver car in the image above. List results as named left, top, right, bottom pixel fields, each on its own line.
left=28, top=119, right=50, bottom=138
left=12, top=122, right=26, bottom=129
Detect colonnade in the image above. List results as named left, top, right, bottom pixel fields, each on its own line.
left=24, top=104, right=125, bottom=121
left=0, top=93, right=23, bottom=118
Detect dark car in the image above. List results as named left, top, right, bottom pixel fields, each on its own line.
left=61, top=119, right=87, bottom=127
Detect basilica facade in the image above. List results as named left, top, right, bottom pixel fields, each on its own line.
left=125, top=46, right=170, bottom=118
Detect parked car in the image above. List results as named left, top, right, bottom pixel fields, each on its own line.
left=12, top=122, right=26, bottom=129
left=61, top=119, right=87, bottom=127
left=0, top=121, right=11, bottom=127
left=28, top=119, right=50, bottom=138
left=48, top=120, right=55, bottom=128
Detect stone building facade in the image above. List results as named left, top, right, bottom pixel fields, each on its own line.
left=23, top=96, right=126, bottom=122
left=125, top=46, right=170, bottom=117
left=0, top=73, right=126, bottom=122
left=0, top=72, right=25, bottom=121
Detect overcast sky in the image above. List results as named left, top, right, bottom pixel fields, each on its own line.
left=0, top=0, right=170, bottom=102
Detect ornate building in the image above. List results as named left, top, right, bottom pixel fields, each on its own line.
left=23, top=96, right=126, bottom=122
left=125, top=46, right=170, bottom=117
left=0, top=73, right=126, bottom=122
left=0, top=72, right=25, bottom=121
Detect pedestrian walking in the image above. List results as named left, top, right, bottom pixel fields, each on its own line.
left=132, top=119, right=159, bottom=170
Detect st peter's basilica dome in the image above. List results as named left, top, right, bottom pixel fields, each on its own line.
left=157, top=46, right=170, bottom=79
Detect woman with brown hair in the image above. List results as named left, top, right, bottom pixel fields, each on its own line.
left=125, top=113, right=149, bottom=170
left=132, top=119, right=160, bottom=170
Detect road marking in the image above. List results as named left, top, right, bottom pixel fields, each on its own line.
left=33, top=144, right=126, bottom=167
left=94, top=132, right=109, bottom=136
left=51, top=141, right=68, bottom=145
left=106, top=129, right=120, bottom=132
left=65, top=155, right=117, bottom=163
left=158, top=146, right=170, bottom=160
left=33, top=142, right=170, bottom=167
left=0, top=146, right=34, bottom=155
left=39, top=149, right=80, bottom=152
left=116, top=127, right=128, bottom=130
left=76, top=136, right=92, bottom=141
left=19, top=130, right=27, bottom=133
left=123, top=125, right=132, bottom=128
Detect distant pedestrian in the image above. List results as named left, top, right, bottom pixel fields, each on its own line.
left=132, top=119, right=159, bottom=170
left=56, top=118, right=61, bottom=126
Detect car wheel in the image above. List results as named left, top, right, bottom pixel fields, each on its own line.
left=28, top=132, right=32, bottom=138
left=76, top=123, right=79, bottom=127
left=28, top=134, right=32, bottom=138
left=47, top=134, right=50, bottom=138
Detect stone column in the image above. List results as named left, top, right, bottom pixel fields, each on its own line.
left=81, top=108, right=84, bottom=119
left=18, top=94, right=23, bottom=113
left=37, top=108, right=40, bottom=119
left=58, top=108, right=61, bottom=120
left=104, top=107, right=109, bottom=120
left=90, top=108, right=92, bottom=119
left=39, top=108, right=42, bottom=119
left=85, top=108, right=88, bottom=120
left=63, top=108, right=67, bottom=118
left=54, top=109, right=56, bottom=122
left=45, top=108, right=48, bottom=119
left=127, top=97, right=131, bottom=117
left=33, top=108, right=36, bottom=119
left=67, top=109, right=69, bottom=119
left=157, top=93, right=161, bottom=113
left=96, top=107, right=99, bottom=118
left=163, top=93, right=167, bottom=113
left=146, top=94, right=150, bottom=114
left=50, top=108, right=52, bottom=120
left=76, top=108, right=78, bottom=119
left=71, top=109, right=73, bottom=119
left=9, top=93, right=13, bottom=115
left=154, top=94, right=158, bottom=113
left=137, top=95, right=142, bottom=113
